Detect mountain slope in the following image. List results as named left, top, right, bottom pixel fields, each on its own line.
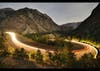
left=0, top=7, right=59, bottom=34
left=72, top=4, right=100, bottom=41
left=0, top=8, right=15, bottom=23
left=60, top=22, right=80, bottom=31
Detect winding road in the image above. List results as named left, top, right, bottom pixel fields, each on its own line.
left=5, top=32, right=98, bottom=60
left=65, top=39, right=98, bottom=60
left=5, top=32, right=54, bottom=54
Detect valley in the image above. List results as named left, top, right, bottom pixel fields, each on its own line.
left=0, top=3, right=100, bottom=68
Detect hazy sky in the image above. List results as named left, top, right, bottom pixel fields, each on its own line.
left=0, top=3, right=99, bottom=25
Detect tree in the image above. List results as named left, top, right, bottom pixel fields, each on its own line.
left=76, top=53, right=96, bottom=68
left=35, top=49, right=43, bottom=63
left=94, top=52, right=100, bottom=68
left=55, top=38, right=65, bottom=47
left=46, top=50, right=54, bottom=63
left=0, top=37, right=5, bottom=49
left=0, top=49, right=10, bottom=57
left=31, top=53, right=35, bottom=59
left=48, top=47, right=76, bottom=68
left=13, top=48, right=27, bottom=59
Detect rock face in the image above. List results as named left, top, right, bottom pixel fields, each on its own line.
left=0, top=7, right=59, bottom=34
left=60, top=22, right=80, bottom=31
left=72, top=4, right=100, bottom=41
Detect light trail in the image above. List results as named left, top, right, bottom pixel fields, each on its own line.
left=65, top=39, right=98, bottom=60
left=5, top=32, right=54, bottom=54
left=5, top=32, right=98, bottom=60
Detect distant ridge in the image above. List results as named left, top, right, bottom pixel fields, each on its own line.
left=60, top=22, right=81, bottom=32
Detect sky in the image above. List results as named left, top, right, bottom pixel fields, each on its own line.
left=0, top=3, right=99, bottom=25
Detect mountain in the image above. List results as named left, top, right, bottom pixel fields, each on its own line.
left=60, top=22, right=80, bottom=31
left=0, top=8, right=15, bottom=23
left=0, top=7, right=59, bottom=34
left=72, top=4, right=100, bottom=41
